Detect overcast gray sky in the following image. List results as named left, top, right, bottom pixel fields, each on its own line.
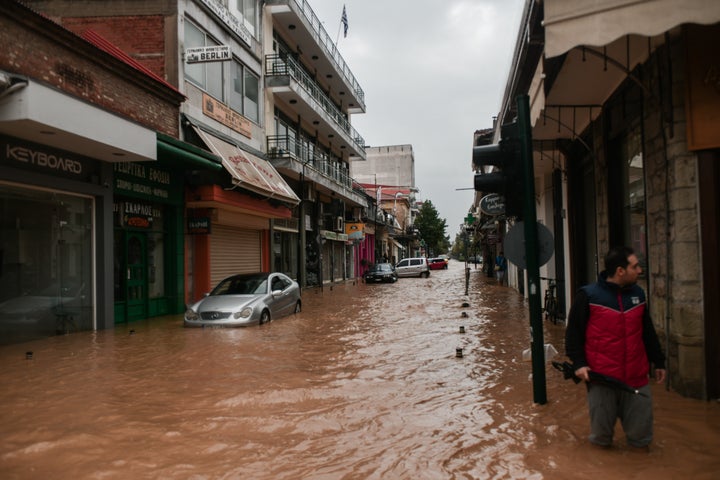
left=307, top=0, right=525, bottom=239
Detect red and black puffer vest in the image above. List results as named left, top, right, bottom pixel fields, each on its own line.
left=581, top=275, right=649, bottom=388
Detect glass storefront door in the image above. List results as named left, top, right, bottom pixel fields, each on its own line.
left=0, top=182, right=94, bottom=345
left=126, top=232, right=148, bottom=321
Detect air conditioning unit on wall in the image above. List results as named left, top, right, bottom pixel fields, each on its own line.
left=303, top=183, right=315, bottom=201
left=335, top=216, right=344, bottom=232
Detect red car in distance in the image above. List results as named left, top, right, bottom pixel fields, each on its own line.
left=428, top=258, right=448, bottom=270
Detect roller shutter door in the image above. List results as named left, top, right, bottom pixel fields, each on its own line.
left=210, top=225, right=262, bottom=285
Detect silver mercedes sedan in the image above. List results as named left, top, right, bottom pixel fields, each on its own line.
left=184, top=272, right=301, bottom=327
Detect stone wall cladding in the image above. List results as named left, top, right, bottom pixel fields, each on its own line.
left=579, top=34, right=705, bottom=398
left=641, top=35, right=704, bottom=398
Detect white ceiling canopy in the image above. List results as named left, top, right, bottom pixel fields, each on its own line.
left=543, top=0, right=720, bottom=58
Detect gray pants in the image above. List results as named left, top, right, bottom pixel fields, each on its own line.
left=587, top=382, right=653, bottom=447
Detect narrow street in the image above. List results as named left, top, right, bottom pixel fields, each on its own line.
left=1, top=261, right=719, bottom=479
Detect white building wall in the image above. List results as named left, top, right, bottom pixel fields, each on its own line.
left=351, top=144, right=415, bottom=187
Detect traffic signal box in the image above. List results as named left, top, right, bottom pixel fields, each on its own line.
left=472, top=121, right=524, bottom=219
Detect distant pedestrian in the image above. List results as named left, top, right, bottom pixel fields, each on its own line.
left=494, top=251, right=507, bottom=284
left=565, top=246, right=666, bottom=450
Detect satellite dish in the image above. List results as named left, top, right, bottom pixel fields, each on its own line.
left=503, top=221, right=554, bottom=269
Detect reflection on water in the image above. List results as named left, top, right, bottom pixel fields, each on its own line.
left=1, top=261, right=719, bottom=479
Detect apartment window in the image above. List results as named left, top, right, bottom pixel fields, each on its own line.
left=229, top=61, right=259, bottom=123
left=244, top=69, right=259, bottom=122
left=274, top=117, right=296, bottom=155
left=185, top=19, right=260, bottom=124
left=231, top=0, right=257, bottom=37
left=184, top=20, right=224, bottom=101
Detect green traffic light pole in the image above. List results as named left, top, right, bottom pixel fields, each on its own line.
left=517, top=94, right=547, bottom=405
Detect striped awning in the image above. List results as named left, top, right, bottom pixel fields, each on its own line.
left=193, top=126, right=299, bottom=205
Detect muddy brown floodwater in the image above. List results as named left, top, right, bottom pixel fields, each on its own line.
left=1, top=261, right=719, bottom=479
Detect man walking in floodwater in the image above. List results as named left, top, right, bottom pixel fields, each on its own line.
left=494, top=251, right=507, bottom=285
left=565, top=246, right=666, bottom=450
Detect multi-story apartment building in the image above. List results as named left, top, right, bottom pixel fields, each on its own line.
left=473, top=0, right=720, bottom=399
left=263, top=0, right=369, bottom=287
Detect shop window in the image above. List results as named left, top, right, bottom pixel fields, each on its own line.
left=273, top=230, right=298, bottom=279
left=608, top=125, right=647, bottom=273
left=0, top=183, right=94, bottom=344
left=606, top=80, right=647, bottom=274
left=147, top=233, right=165, bottom=299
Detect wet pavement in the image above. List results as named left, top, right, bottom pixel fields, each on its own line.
left=1, top=261, right=719, bottom=479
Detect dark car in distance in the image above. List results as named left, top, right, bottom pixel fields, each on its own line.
left=363, top=263, right=398, bottom=283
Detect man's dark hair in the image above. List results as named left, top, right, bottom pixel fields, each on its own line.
left=605, top=246, right=634, bottom=275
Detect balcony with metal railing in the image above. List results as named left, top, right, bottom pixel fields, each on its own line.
left=265, top=54, right=365, bottom=158
left=267, top=135, right=359, bottom=195
left=266, top=0, right=366, bottom=112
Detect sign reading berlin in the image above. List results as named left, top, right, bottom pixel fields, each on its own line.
left=185, top=45, right=231, bottom=64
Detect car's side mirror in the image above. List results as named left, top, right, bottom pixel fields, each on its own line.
left=272, top=289, right=282, bottom=296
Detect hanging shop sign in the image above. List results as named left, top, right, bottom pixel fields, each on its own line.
left=685, top=24, right=720, bottom=150
left=480, top=193, right=505, bottom=216
left=345, top=222, right=366, bottom=241
left=185, top=45, right=231, bottom=63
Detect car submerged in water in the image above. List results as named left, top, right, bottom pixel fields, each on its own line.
left=394, top=257, right=430, bottom=278
left=184, top=272, right=301, bottom=327
left=363, top=263, right=398, bottom=283
left=428, top=258, right=448, bottom=270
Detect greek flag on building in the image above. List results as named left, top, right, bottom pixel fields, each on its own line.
left=341, top=5, right=348, bottom=38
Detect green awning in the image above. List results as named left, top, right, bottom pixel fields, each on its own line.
left=157, top=133, right=223, bottom=172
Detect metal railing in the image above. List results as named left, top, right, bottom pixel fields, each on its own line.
left=265, top=54, right=365, bottom=154
left=286, top=0, right=365, bottom=109
left=267, top=135, right=353, bottom=190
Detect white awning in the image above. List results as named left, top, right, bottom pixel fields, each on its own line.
left=390, top=238, right=405, bottom=250
left=528, top=60, right=546, bottom=128
left=0, top=73, right=156, bottom=162
left=544, top=0, right=720, bottom=58
left=193, top=126, right=299, bottom=205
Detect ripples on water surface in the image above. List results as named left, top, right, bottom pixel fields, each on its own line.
left=1, top=261, right=719, bottom=479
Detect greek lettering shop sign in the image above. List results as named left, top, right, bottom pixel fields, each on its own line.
left=1, top=136, right=98, bottom=181
left=114, top=162, right=182, bottom=205
left=187, top=216, right=211, bottom=235
left=197, top=0, right=252, bottom=48
left=115, top=201, right=158, bottom=229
